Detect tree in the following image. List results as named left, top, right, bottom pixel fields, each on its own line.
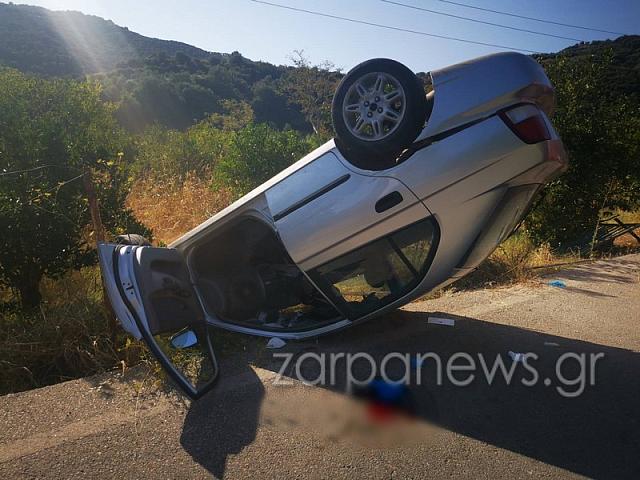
left=283, top=50, right=342, bottom=138
left=0, top=68, right=148, bottom=307
left=527, top=54, right=640, bottom=248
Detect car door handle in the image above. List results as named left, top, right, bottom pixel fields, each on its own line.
left=375, top=191, right=403, bottom=213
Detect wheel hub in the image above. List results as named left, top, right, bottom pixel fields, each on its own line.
left=342, top=72, right=406, bottom=142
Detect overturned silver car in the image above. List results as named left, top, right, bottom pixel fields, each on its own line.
left=99, top=53, right=567, bottom=398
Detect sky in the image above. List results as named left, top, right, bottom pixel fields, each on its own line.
left=17, top=0, right=640, bottom=72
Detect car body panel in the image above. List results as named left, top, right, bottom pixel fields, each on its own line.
left=264, top=151, right=347, bottom=219
left=297, top=200, right=431, bottom=271
left=270, top=151, right=430, bottom=268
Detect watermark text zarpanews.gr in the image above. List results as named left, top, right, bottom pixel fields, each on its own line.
left=272, top=351, right=605, bottom=398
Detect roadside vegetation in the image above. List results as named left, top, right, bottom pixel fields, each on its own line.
left=1, top=43, right=639, bottom=394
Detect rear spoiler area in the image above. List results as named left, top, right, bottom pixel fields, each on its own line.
left=416, top=52, right=555, bottom=142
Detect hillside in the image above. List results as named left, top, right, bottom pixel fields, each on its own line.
left=0, top=2, right=212, bottom=76
left=92, top=51, right=310, bottom=131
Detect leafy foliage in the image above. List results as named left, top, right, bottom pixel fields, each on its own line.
left=213, top=123, right=321, bottom=196
left=528, top=54, right=640, bottom=247
left=283, top=51, right=342, bottom=137
left=537, top=35, right=640, bottom=103
left=133, top=104, right=321, bottom=197
left=0, top=68, right=147, bottom=307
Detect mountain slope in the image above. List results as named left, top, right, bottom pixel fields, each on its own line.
left=0, top=2, right=212, bottom=76
left=93, top=51, right=310, bottom=131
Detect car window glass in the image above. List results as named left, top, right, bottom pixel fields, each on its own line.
left=310, top=217, right=437, bottom=318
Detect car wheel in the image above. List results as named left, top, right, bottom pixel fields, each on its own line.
left=332, top=58, right=429, bottom=170
left=115, top=233, right=151, bottom=246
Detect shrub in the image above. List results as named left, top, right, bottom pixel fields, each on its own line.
left=213, top=123, right=319, bottom=196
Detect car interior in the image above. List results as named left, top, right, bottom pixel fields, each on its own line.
left=188, top=215, right=439, bottom=330
left=189, top=217, right=342, bottom=331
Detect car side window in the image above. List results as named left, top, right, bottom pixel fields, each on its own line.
left=309, top=217, right=438, bottom=319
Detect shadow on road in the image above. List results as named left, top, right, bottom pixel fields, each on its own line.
left=556, top=259, right=639, bottom=285
left=179, top=309, right=640, bottom=478
left=180, top=360, right=264, bottom=478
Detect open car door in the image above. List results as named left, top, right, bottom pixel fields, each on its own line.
left=98, top=243, right=218, bottom=399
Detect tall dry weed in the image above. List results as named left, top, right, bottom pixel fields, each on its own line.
left=127, top=173, right=232, bottom=244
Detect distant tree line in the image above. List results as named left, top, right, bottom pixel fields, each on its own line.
left=95, top=50, right=322, bottom=132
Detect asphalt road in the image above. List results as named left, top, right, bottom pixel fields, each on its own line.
left=1, top=254, right=639, bottom=479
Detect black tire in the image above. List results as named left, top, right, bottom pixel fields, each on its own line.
left=332, top=58, right=428, bottom=170
left=115, top=233, right=151, bottom=246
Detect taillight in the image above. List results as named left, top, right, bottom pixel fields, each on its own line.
left=499, top=104, right=550, bottom=144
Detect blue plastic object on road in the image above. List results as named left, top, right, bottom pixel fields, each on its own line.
left=548, top=280, right=566, bottom=288
left=370, top=379, right=406, bottom=403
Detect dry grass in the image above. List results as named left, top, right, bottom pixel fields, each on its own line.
left=453, top=232, right=579, bottom=290
left=127, top=173, right=233, bottom=245
left=614, top=210, right=640, bottom=223
left=0, top=268, right=148, bottom=394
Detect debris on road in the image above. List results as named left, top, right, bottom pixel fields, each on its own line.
left=428, top=316, right=455, bottom=327
left=544, top=341, right=560, bottom=347
left=547, top=280, right=567, bottom=288
left=266, top=337, right=287, bottom=349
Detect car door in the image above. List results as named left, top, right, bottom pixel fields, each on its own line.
left=266, top=151, right=431, bottom=271
left=98, top=243, right=218, bottom=399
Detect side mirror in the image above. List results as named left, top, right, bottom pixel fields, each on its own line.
left=170, top=329, right=198, bottom=349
